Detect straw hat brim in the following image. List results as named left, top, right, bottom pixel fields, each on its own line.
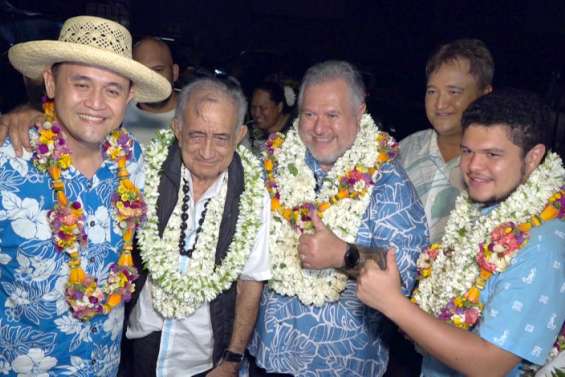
left=8, top=40, right=172, bottom=103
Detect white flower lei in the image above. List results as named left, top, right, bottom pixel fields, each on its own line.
left=413, top=152, right=565, bottom=316
left=138, top=130, right=265, bottom=318
left=269, top=114, right=394, bottom=305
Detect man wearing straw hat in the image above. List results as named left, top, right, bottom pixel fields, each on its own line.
left=0, top=15, right=170, bottom=376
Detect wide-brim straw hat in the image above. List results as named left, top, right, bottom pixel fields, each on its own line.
left=8, top=15, right=171, bottom=103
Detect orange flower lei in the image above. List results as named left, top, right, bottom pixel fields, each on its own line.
left=264, top=131, right=398, bottom=232
left=32, top=99, right=146, bottom=320
left=415, top=187, right=565, bottom=330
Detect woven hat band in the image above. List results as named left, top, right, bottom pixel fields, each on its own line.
left=58, top=16, right=132, bottom=58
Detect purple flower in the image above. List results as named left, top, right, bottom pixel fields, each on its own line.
left=38, top=144, right=49, bottom=154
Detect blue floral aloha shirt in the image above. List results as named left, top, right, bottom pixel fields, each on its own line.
left=248, top=152, right=429, bottom=377
left=0, top=136, right=143, bottom=377
left=421, top=214, right=565, bottom=377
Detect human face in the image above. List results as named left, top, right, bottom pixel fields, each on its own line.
left=298, top=79, right=365, bottom=171
left=43, top=63, right=133, bottom=155
left=173, top=93, right=246, bottom=190
left=425, top=59, right=490, bottom=137
left=133, top=39, right=179, bottom=85
left=250, top=89, right=283, bottom=132
left=460, top=124, right=544, bottom=204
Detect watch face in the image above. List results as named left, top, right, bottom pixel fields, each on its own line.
left=345, top=245, right=360, bottom=269
left=223, top=350, right=244, bottom=363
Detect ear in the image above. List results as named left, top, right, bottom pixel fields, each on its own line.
left=277, top=101, right=283, bottom=113
left=43, top=68, right=56, bottom=99
left=524, top=144, right=546, bottom=176
left=172, top=64, right=180, bottom=82
left=356, top=102, right=366, bottom=123
left=235, top=124, right=247, bottom=145
left=482, top=84, right=493, bottom=95
left=172, top=118, right=182, bottom=141
left=127, top=86, right=135, bottom=103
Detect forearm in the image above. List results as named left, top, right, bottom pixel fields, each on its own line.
left=227, top=280, right=264, bottom=353
left=383, top=295, right=520, bottom=376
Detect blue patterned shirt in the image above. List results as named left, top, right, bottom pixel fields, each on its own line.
left=421, top=215, right=565, bottom=377
left=248, top=151, right=429, bottom=377
left=0, top=136, right=143, bottom=377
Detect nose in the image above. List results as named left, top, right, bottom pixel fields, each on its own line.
left=435, top=92, right=450, bottom=110
left=199, top=137, right=215, bottom=159
left=313, top=115, right=326, bottom=135
left=463, top=152, right=483, bottom=172
left=84, top=88, right=105, bottom=110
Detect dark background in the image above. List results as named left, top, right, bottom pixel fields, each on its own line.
left=2, top=0, right=565, bottom=145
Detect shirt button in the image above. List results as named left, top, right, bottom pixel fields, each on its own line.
left=90, top=220, right=96, bottom=227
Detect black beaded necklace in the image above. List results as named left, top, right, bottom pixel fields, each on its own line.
left=178, top=177, right=211, bottom=257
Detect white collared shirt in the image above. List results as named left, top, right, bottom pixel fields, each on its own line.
left=127, top=166, right=271, bottom=376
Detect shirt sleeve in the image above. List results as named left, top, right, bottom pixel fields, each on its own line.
left=239, top=190, right=272, bottom=281
left=128, top=139, right=145, bottom=191
left=358, top=160, right=429, bottom=295
left=478, top=220, right=565, bottom=365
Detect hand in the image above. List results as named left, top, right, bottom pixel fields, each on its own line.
left=206, top=360, right=239, bottom=377
left=298, top=212, right=346, bottom=270
left=0, top=105, right=43, bottom=157
left=357, top=248, right=403, bottom=313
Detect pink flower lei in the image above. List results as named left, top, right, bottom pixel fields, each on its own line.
left=31, top=99, right=146, bottom=320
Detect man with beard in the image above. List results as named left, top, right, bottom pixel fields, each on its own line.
left=358, top=89, right=565, bottom=376
left=247, top=60, right=428, bottom=376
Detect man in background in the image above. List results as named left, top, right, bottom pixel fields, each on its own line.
left=400, top=39, right=493, bottom=243
left=122, top=36, right=179, bottom=145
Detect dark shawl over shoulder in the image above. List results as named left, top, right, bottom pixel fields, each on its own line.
left=129, top=140, right=245, bottom=365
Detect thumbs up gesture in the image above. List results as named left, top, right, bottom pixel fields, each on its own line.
left=298, top=212, right=347, bottom=270
left=357, top=248, right=402, bottom=312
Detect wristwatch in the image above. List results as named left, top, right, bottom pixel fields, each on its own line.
left=343, top=243, right=360, bottom=269
left=222, top=350, right=244, bottom=363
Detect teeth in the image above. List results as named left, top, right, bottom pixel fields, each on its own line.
left=79, top=114, right=104, bottom=121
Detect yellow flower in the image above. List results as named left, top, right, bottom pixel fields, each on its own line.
left=272, top=136, right=284, bottom=148
left=271, top=197, right=281, bottom=211
left=318, top=202, right=330, bottom=212
left=58, top=154, right=72, bottom=169
left=452, top=315, right=465, bottom=328
left=264, top=159, right=273, bottom=171
left=453, top=296, right=465, bottom=307
left=539, top=205, right=559, bottom=221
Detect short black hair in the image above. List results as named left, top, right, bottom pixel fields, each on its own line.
left=426, top=39, right=494, bottom=90
left=253, top=81, right=291, bottom=113
left=461, top=88, right=550, bottom=154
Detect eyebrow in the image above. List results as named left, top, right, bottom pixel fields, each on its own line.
left=461, top=144, right=505, bottom=153
left=69, top=75, right=128, bottom=91
left=426, top=83, right=464, bottom=90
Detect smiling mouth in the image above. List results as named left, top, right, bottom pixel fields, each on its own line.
left=435, top=112, right=454, bottom=118
left=78, top=113, right=105, bottom=123
left=467, top=174, right=492, bottom=185
left=313, top=136, right=333, bottom=143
